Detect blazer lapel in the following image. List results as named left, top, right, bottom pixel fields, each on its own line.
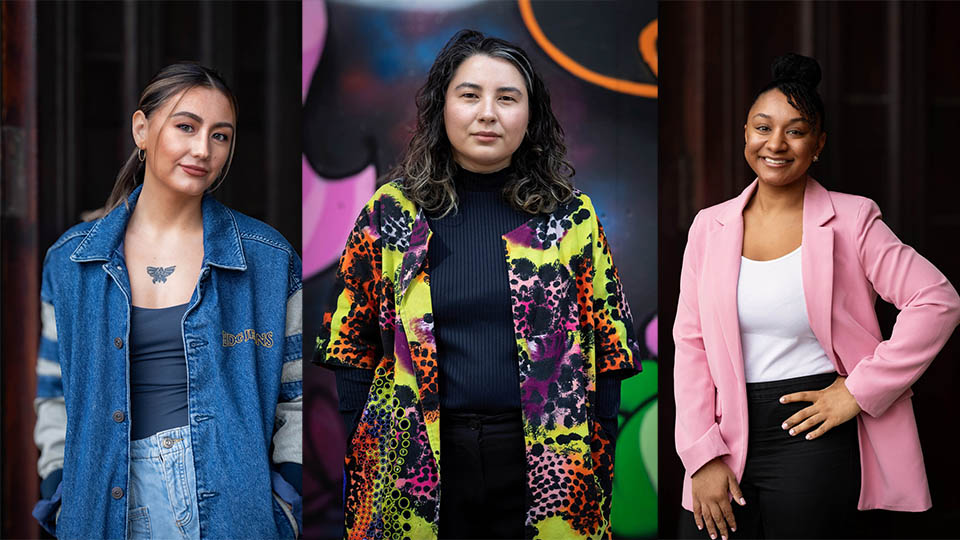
left=710, top=181, right=756, bottom=385
left=801, top=178, right=840, bottom=371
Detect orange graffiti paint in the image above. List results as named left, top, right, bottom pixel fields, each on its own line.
left=518, top=0, right=658, bottom=98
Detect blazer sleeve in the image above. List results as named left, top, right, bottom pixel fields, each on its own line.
left=590, top=210, right=641, bottom=378
left=844, top=199, right=960, bottom=417
left=314, top=201, right=384, bottom=371
left=673, top=211, right=731, bottom=475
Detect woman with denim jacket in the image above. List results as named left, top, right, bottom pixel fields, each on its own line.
left=315, top=30, right=641, bottom=540
left=32, top=63, right=303, bottom=539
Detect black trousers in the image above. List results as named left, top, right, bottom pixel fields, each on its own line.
left=679, top=372, right=861, bottom=539
left=438, top=410, right=527, bottom=540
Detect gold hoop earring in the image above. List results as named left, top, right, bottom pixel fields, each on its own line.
left=138, top=148, right=146, bottom=162
left=813, top=155, right=820, bottom=162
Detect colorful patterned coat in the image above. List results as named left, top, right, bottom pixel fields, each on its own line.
left=315, top=181, right=640, bottom=540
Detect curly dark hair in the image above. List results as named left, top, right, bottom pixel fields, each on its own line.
left=754, top=53, right=826, bottom=131
left=388, top=29, right=574, bottom=217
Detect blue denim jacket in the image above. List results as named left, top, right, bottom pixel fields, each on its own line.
left=32, top=186, right=302, bottom=539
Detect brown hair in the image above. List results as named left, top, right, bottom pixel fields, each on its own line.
left=103, top=62, right=239, bottom=213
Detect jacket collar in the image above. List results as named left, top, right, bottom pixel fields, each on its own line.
left=69, top=184, right=247, bottom=270
left=802, top=177, right=836, bottom=226
left=716, top=176, right=835, bottom=226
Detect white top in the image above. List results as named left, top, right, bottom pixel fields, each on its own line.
left=737, top=246, right=836, bottom=383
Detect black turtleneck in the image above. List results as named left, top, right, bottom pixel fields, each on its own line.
left=334, top=167, right=621, bottom=440
left=427, top=165, right=529, bottom=411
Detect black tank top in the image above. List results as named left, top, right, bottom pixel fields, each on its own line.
left=129, top=302, right=190, bottom=440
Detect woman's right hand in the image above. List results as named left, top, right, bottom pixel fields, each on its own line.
left=691, top=457, right=745, bottom=539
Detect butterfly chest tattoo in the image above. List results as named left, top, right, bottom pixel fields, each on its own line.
left=146, top=266, right=176, bottom=284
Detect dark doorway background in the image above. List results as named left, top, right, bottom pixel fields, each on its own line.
left=1, top=2, right=300, bottom=538
left=660, top=2, right=960, bottom=538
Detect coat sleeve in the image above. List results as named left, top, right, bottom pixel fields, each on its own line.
left=273, top=252, right=303, bottom=467
left=673, top=211, right=731, bottom=476
left=33, top=257, right=65, bottom=535
left=270, top=252, right=304, bottom=535
left=844, top=199, right=960, bottom=417
left=590, top=207, right=641, bottom=378
left=314, top=200, right=383, bottom=371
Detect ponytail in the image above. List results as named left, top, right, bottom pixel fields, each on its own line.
left=102, top=148, right=145, bottom=213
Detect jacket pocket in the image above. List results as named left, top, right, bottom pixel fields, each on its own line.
left=715, top=390, right=722, bottom=421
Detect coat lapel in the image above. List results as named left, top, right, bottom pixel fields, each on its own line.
left=397, top=207, right=432, bottom=301
left=395, top=207, right=442, bottom=460
left=800, top=178, right=839, bottom=371
left=710, top=182, right=754, bottom=385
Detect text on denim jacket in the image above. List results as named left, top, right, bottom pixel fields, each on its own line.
left=222, top=329, right=274, bottom=348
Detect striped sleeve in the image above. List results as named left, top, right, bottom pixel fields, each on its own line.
left=272, top=254, right=303, bottom=467
left=35, top=296, right=66, bottom=480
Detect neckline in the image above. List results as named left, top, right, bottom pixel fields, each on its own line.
left=741, top=245, right=801, bottom=264
left=131, top=302, right=190, bottom=311
left=455, top=165, right=514, bottom=193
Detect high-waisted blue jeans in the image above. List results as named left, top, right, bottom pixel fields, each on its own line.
left=127, top=425, right=200, bottom=540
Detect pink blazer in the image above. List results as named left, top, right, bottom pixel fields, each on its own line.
left=673, top=178, right=960, bottom=512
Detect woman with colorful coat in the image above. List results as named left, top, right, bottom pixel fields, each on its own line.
left=315, top=30, right=640, bottom=540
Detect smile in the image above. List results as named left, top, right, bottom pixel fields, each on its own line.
left=762, top=157, right=791, bottom=166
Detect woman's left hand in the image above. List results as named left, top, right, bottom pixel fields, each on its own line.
left=780, top=376, right=862, bottom=440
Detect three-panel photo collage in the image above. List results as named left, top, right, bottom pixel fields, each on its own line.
left=2, top=1, right=960, bottom=539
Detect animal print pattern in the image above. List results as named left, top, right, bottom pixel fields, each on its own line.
left=316, top=182, right=639, bottom=540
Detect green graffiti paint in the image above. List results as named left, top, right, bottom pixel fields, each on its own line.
left=611, top=359, right=658, bottom=538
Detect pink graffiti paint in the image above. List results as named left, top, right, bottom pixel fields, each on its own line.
left=302, top=0, right=327, bottom=102
left=645, top=314, right=657, bottom=357
left=302, top=160, right=377, bottom=278
left=301, top=0, right=377, bottom=278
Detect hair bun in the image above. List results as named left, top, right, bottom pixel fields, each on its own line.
left=771, top=53, right=821, bottom=88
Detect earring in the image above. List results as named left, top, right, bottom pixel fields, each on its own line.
left=813, top=155, right=820, bottom=162
left=138, top=148, right=145, bottom=162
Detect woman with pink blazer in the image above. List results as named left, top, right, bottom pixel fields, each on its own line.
left=674, top=54, right=960, bottom=539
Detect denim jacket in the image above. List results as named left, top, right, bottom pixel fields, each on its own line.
left=32, top=186, right=303, bottom=539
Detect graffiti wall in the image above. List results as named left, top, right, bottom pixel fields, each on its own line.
left=302, top=1, right=657, bottom=537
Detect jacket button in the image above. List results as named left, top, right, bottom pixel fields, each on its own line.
left=111, top=487, right=124, bottom=499
left=112, top=410, right=125, bottom=423
left=114, top=337, right=123, bottom=349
